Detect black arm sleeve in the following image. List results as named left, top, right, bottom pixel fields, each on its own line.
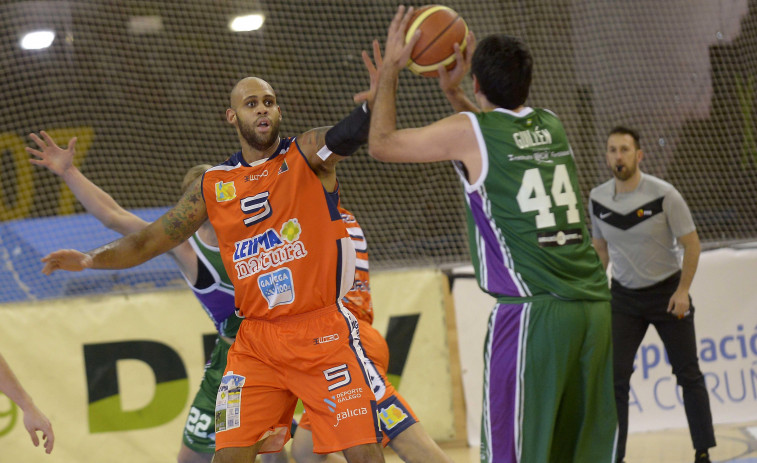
left=322, top=102, right=370, bottom=157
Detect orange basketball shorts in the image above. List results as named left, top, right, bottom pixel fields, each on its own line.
left=214, top=304, right=382, bottom=454
left=298, top=319, right=419, bottom=447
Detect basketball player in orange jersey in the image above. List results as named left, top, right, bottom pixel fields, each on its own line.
left=39, top=76, right=385, bottom=463
left=290, top=202, right=453, bottom=463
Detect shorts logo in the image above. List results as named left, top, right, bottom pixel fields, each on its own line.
left=334, top=387, right=363, bottom=403
left=257, top=268, right=294, bottom=308
left=215, top=372, right=245, bottom=432
left=215, top=181, right=236, bottom=202
left=324, top=397, right=337, bottom=413
left=314, top=333, right=339, bottom=345
left=378, top=403, right=409, bottom=430
left=333, top=407, right=368, bottom=428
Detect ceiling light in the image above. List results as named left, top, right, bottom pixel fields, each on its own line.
left=20, top=30, right=55, bottom=50
left=229, top=14, right=265, bottom=32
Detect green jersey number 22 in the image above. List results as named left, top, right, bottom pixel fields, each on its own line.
left=516, top=165, right=580, bottom=229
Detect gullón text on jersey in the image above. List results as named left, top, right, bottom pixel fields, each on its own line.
left=513, top=126, right=552, bottom=149
left=232, top=218, right=308, bottom=279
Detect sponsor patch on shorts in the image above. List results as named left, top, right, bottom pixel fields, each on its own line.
left=377, top=395, right=416, bottom=440
left=215, top=372, right=245, bottom=432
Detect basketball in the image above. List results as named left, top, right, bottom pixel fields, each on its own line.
left=404, top=5, right=468, bottom=77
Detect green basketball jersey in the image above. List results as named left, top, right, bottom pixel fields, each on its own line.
left=186, top=233, right=242, bottom=338
left=455, top=107, right=609, bottom=301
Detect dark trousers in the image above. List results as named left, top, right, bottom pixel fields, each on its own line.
left=611, top=272, right=716, bottom=462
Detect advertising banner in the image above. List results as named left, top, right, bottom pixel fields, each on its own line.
left=451, top=246, right=757, bottom=446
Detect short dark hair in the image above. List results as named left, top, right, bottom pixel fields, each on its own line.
left=608, top=126, right=641, bottom=149
left=471, top=34, right=532, bottom=110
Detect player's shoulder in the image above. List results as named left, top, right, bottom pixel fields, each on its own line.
left=590, top=178, right=615, bottom=200
left=206, top=152, right=244, bottom=174
left=640, top=173, right=678, bottom=195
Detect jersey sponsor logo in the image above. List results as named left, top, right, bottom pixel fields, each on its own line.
left=377, top=403, right=409, bottom=430
left=215, top=181, right=236, bottom=202
left=536, top=228, right=583, bottom=247
left=233, top=219, right=307, bottom=279
left=513, top=126, right=552, bottom=149
left=257, top=267, right=294, bottom=308
left=636, top=208, right=653, bottom=217
left=244, top=170, right=268, bottom=182
left=333, top=407, right=368, bottom=428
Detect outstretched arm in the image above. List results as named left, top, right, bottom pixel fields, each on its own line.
left=41, top=177, right=207, bottom=275
left=0, top=353, right=54, bottom=454
left=367, top=6, right=481, bottom=178
left=297, top=40, right=385, bottom=191
left=27, top=131, right=200, bottom=281
left=27, top=131, right=148, bottom=235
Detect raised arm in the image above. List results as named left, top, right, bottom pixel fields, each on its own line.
left=437, top=31, right=480, bottom=113
left=0, top=353, right=54, bottom=454
left=297, top=40, right=385, bottom=191
left=367, top=6, right=481, bottom=178
left=27, top=131, right=148, bottom=235
left=41, top=176, right=207, bottom=275
left=27, top=131, right=201, bottom=281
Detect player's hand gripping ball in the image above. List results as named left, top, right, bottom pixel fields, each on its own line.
left=404, top=5, right=468, bottom=77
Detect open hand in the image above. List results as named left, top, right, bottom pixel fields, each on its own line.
left=41, top=249, right=93, bottom=275
left=26, top=131, right=77, bottom=177
left=381, top=6, right=421, bottom=73
left=353, top=40, right=384, bottom=108
left=438, top=31, right=476, bottom=93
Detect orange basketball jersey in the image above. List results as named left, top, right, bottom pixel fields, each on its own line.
left=338, top=207, right=373, bottom=325
left=202, top=138, right=355, bottom=319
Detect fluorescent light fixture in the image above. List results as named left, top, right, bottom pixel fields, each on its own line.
left=128, top=15, right=164, bottom=35
left=229, top=14, right=265, bottom=32
left=20, top=30, right=55, bottom=50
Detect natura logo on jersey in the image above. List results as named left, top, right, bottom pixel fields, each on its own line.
left=233, top=218, right=308, bottom=279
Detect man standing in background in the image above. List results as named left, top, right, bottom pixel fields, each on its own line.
left=590, top=126, right=716, bottom=463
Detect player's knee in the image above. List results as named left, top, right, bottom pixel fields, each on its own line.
left=342, top=443, right=383, bottom=463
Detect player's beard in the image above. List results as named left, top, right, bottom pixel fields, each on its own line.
left=238, top=115, right=280, bottom=151
left=612, top=161, right=638, bottom=181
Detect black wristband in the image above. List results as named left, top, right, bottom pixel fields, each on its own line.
left=319, top=102, right=370, bottom=159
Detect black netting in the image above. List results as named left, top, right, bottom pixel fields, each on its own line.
left=1, top=0, right=756, bottom=302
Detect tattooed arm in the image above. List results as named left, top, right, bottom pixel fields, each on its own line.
left=297, top=126, right=346, bottom=192
left=41, top=177, right=208, bottom=275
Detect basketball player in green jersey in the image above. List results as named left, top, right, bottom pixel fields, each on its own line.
left=366, top=6, right=617, bottom=462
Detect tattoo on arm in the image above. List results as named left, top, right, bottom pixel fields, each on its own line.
left=300, top=126, right=330, bottom=152
left=161, top=183, right=207, bottom=243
